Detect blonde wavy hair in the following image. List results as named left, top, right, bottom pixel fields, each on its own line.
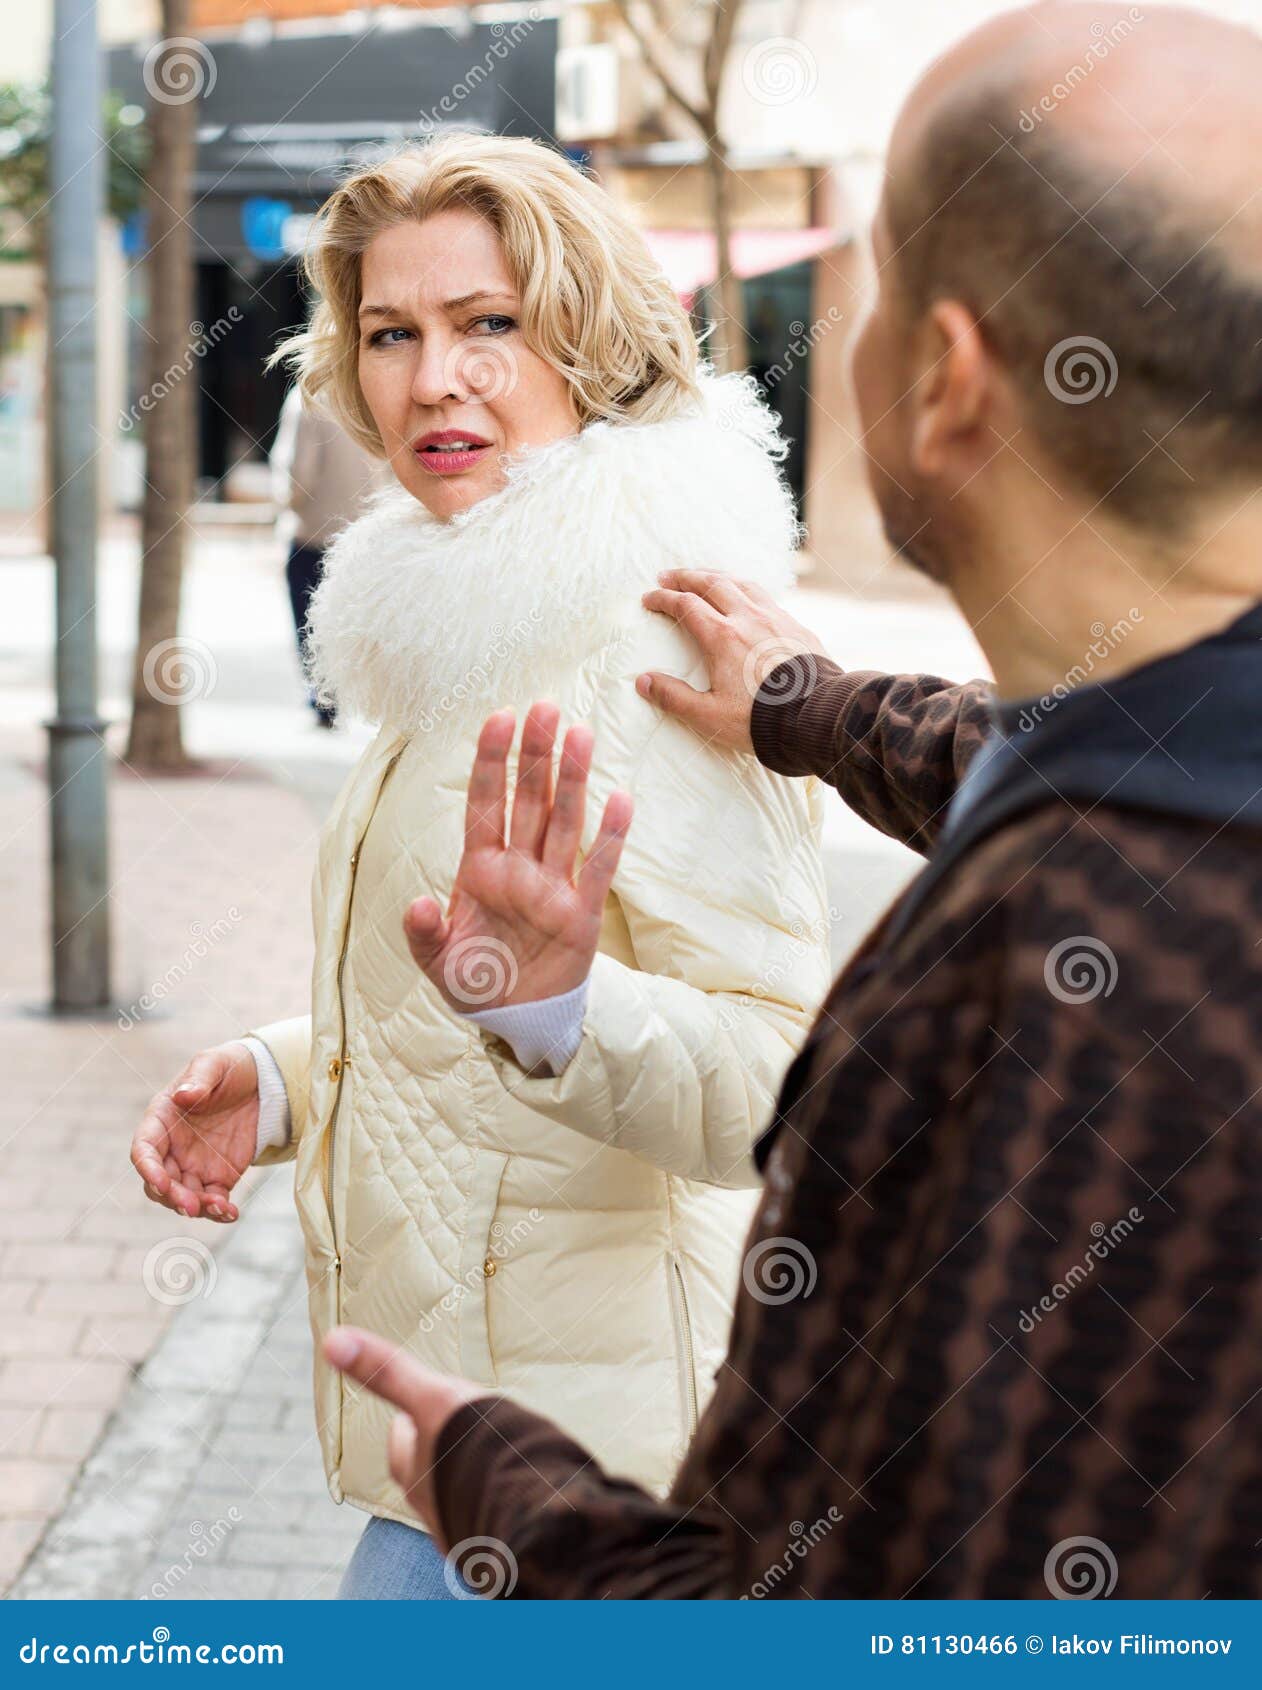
left=270, top=132, right=701, bottom=453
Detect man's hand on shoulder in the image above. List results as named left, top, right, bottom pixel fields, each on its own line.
left=637, top=570, right=828, bottom=753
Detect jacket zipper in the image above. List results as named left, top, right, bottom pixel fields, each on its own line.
left=323, top=744, right=407, bottom=1258
left=671, top=1254, right=700, bottom=1435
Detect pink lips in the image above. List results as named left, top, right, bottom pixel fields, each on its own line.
left=412, top=428, right=492, bottom=476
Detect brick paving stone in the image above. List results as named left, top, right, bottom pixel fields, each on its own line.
left=33, top=1279, right=159, bottom=1317
left=3, top=1244, right=118, bottom=1281
left=158, top=1568, right=285, bottom=1601
left=79, top=1317, right=171, bottom=1363
left=0, top=1358, right=134, bottom=1408
left=0, top=1210, right=94, bottom=1245
left=0, top=1408, right=41, bottom=1459
left=225, top=1528, right=346, bottom=1572
left=0, top=1458, right=77, bottom=1515
left=0, top=1521, right=45, bottom=1588
left=0, top=1314, right=84, bottom=1359
left=34, top=1408, right=113, bottom=1464
left=221, top=1395, right=287, bottom=1433
left=0, top=1282, right=39, bottom=1314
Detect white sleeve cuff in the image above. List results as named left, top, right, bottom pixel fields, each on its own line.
left=240, top=1035, right=292, bottom=1160
left=462, top=979, right=590, bottom=1077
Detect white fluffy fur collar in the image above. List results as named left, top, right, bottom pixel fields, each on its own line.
left=305, top=371, right=802, bottom=735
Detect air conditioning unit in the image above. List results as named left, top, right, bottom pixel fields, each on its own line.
left=556, top=44, right=622, bottom=142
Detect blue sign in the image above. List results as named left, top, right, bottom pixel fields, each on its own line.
left=120, top=210, right=147, bottom=257
left=241, top=196, right=293, bottom=262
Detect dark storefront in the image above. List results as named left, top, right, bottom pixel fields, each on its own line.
left=107, top=12, right=557, bottom=493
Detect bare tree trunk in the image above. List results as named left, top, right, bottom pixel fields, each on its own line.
left=126, top=1, right=198, bottom=770
left=703, top=139, right=746, bottom=374
left=701, top=0, right=746, bottom=374
left=613, top=0, right=748, bottom=374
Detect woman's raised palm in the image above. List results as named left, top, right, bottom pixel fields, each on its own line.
left=404, top=704, right=632, bottom=1013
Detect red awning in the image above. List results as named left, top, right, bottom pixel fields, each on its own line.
left=641, top=226, right=840, bottom=305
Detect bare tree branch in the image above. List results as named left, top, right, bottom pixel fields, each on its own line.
left=704, top=0, right=743, bottom=112
left=612, top=0, right=749, bottom=373
left=611, top=0, right=707, bottom=132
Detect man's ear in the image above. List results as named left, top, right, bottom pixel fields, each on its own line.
left=909, top=299, right=991, bottom=482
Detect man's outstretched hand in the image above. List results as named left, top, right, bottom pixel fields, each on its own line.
left=638, top=569, right=828, bottom=753
left=323, top=1326, right=490, bottom=1540
left=404, top=703, right=633, bottom=1013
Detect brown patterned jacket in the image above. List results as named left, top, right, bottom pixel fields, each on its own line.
left=433, top=618, right=1262, bottom=1599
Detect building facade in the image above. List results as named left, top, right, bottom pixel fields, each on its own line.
left=12, top=0, right=1256, bottom=578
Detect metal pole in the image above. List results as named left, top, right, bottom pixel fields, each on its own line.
left=46, top=0, right=110, bottom=1011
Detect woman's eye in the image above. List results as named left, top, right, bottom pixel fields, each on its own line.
left=471, top=315, right=516, bottom=336
left=367, top=326, right=411, bottom=347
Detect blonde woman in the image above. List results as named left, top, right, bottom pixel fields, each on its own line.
left=130, top=134, right=831, bottom=1600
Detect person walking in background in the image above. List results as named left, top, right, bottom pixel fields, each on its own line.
left=269, top=382, right=386, bottom=727
left=322, top=1, right=1262, bottom=1598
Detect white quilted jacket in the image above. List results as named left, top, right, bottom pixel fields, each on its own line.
left=249, top=375, right=832, bottom=1525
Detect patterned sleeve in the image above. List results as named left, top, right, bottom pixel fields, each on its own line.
left=432, top=1397, right=731, bottom=1599
left=749, top=655, right=994, bottom=854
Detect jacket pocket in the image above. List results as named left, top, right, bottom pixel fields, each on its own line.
left=668, top=1253, right=700, bottom=1437
left=460, top=1151, right=511, bottom=1384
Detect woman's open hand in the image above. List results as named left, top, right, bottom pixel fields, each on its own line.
left=130, top=1042, right=259, bottom=1222
left=404, top=703, right=632, bottom=1012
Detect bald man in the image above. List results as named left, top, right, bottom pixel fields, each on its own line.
left=327, top=3, right=1262, bottom=1597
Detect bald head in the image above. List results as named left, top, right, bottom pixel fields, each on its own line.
left=883, top=2, right=1262, bottom=530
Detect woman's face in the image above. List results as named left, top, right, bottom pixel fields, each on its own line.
left=357, top=208, right=580, bottom=519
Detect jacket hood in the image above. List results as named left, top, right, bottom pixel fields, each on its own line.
left=991, top=597, right=1262, bottom=830
left=868, top=597, right=1262, bottom=967
left=304, top=371, right=802, bottom=735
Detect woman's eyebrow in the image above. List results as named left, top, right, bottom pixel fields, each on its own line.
left=358, top=290, right=516, bottom=322
left=442, top=290, right=517, bottom=311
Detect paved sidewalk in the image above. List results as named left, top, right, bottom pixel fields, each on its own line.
left=12, top=1171, right=362, bottom=1600
left=0, top=515, right=365, bottom=1594
left=0, top=737, right=326, bottom=1592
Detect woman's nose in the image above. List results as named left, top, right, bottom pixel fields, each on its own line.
left=410, top=335, right=465, bottom=408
